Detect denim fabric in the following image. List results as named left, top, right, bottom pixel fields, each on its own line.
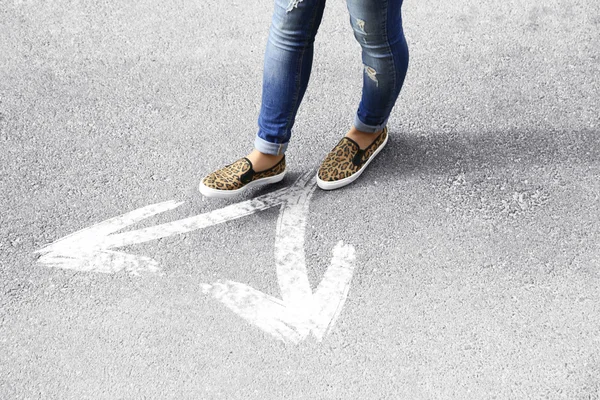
left=255, top=0, right=409, bottom=155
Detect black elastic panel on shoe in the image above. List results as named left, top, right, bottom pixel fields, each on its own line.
left=240, top=169, right=255, bottom=184
left=352, top=149, right=365, bottom=167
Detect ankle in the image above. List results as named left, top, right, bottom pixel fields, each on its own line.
left=246, top=149, right=284, bottom=172
left=345, top=126, right=383, bottom=149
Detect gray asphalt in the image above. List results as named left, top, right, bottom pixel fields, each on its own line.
left=1, top=0, right=600, bottom=398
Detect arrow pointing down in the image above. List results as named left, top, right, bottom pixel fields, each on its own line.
left=202, top=174, right=356, bottom=344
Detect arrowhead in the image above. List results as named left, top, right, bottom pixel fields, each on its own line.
left=35, top=200, right=183, bottom=274
left=205, top=175, right=357, bottom=344
left=203, top=240, right=356, bottom=344
left=204, top=280, right=308, bottom=344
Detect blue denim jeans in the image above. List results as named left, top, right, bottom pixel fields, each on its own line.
left=254, top=0, right=409, bottom=155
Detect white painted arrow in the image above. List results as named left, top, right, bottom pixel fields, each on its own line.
left=202, top=176, right=356, bottom=344
left=35, top=173, right=312, bottom=275
left=35, top=171, right=357, bottom=344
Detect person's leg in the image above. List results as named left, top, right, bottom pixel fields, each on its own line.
left=317, top=0, right=409, bottom=189
left=344, top=0, right=409, bottom=148
left=249, top=0, right=327, bottom=170
left=200, top=0, right=326, bottom=198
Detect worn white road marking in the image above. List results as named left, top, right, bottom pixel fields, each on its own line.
left=35, top=171, right=357, bottom=343
left=35, top=175, right=309, bottom=274
left=204, top=176, right=356, bottom=343
left=205, top=240, right=355, bottom=343
left=274, top=173, right=317, bottom=307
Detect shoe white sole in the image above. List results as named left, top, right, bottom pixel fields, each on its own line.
left=316, top=131, right=388, bottom=191
left=198, top=171, right=286, bottom=199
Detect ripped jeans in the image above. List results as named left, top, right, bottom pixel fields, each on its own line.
left=254, top=0, right=409, bottom=155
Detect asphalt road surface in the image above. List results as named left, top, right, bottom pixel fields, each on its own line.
left=1, top=0, right=600, bottom=398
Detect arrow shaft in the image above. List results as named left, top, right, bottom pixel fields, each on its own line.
left=274, top=179, right=318, bottom=307
left=103, top=172, right=315, bottom=249
left=103, top=186, right=290, bottom=248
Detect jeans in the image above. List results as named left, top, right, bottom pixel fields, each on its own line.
left=254, top=0, right=409, bottom=156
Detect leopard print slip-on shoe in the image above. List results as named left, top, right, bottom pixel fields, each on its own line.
left=316, top=125, right=388, bottom=190
left=199, top=156, right=286, bottom=198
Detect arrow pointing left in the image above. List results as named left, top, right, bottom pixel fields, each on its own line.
left=35, top=173, right=313, bottom=275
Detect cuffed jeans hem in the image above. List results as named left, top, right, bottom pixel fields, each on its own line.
left=354, top=114, right=389, bottom=134
left=254, top=135, right=289, bottom=156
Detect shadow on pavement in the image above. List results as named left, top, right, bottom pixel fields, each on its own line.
left=372, top=127, right=599, bottom=183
